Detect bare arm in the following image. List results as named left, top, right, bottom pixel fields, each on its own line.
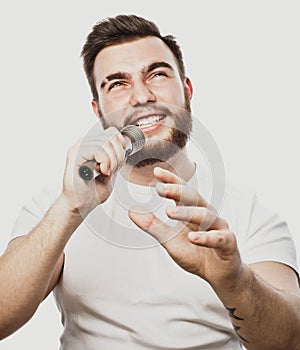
left=0, top=127, right=128, bottom=340
left=214, top=262, right=300, bottom=349
left=129, top=167, right=300, bottom=350
left=7, top=238, right=65, bottom=301
left=0, top=196, right=82, bottom=340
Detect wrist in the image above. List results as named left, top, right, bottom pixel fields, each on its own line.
left=213, top=263, right=254, bottom=302
left=55, top=193, right=85, bottom=223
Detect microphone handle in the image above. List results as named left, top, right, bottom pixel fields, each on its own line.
left=78, top=136, right=132, bottom=182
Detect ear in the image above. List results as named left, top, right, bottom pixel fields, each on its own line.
left=184, top=77, right=193, bottom=100
left=91, top=99, right=102, bottom=119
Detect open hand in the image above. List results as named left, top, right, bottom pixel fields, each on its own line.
left=129, top=167, right=243, bottom=290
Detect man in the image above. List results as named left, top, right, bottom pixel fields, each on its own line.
left=0, top=14, right=299, bottom=349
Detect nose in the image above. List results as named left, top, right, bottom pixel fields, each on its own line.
left=130, top=81, right=156, bottom=106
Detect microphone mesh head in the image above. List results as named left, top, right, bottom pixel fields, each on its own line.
left=121, top=125, right=145, bottom=155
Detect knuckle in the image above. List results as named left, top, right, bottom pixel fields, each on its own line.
left=95, top=149, right=109, bottom=164
left=110, top=133, right=127, bottom=151
left=106, top=126, right=118, bottom=132
left=164, top=183, right=185, bottom=197
left=117, top=151, right=126, bottom=162
left=177, top=206, right=189, bottom=217
left=195, top=207, right=208, bottom=220
left=102, top=139, right=113, bottom=150
left=219, top=216, right=229, bottom=229
left=111, top=133, right=120, bottom=142
left=105, top=126, right=120, bottom=137
left=207, top=203, right=217, bottom=214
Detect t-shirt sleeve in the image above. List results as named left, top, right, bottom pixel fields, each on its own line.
left=239, top=195, right=298, bottom=273
left=10, top=189, right=58, bottom=240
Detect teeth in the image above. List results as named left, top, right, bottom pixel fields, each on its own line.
left=136, top=115, right=163, bottom=127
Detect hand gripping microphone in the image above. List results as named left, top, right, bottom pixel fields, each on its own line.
left=78, top=125, right=145, bottom=181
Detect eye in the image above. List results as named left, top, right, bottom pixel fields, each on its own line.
left=108, top=81, right=126, bottom=91
left=152, top=71, right=168, bottom=78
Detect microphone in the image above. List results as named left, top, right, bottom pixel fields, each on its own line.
left=78, top=125, right=145, bottom=181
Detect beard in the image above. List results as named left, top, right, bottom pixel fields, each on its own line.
left=101, top=90, right=192, bottom=168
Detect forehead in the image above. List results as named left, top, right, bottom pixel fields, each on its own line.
left=93, top=36, right=179, bottom=81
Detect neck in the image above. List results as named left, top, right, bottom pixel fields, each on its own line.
left=120, top=148, right=195, bottom=186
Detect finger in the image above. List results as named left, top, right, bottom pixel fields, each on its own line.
left=188, top=230, right=236, bottom=256
left=166, top=206, right=228, bottom=231
left=95, top=135, right=126, bottom=175
left=111, top=134, right=127, bottom=164
left=74, top=143, right=110, bottom=177
left=153, top=167, right=215, bottom=211
left=82, top=135, right=125, bottom=176
left=104, top=126, right=125, bottom=141
left=100, top=131, right=127, bottom=171
left=116, top=130, right=127, bottom=149
left=153, top=167, right=185, bottom=185
left=156, top=182, right=209, bottom=208
left=96, top=141, right=117, bottom=171
left=92, top=148, right=111, bottom=176
left=82, top=126, right=123, bottom=148
left=128, top=206, right=176, bottom=245
left=75, top=134, right=114, bottom=175
left=104, top=127, right=127, bottom=155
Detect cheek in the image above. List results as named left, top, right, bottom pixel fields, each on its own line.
left=155, top=86, right=186, bottom=106
left=101, top=93, right=130, bottom=115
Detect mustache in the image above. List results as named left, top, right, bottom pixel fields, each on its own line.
left=123, top=103, right=173, bottom=126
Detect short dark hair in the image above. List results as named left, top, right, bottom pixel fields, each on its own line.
left=81, top=14, right=186, bottom=101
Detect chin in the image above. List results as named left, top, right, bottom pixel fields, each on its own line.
left=126, top=129, right=188, bottom=168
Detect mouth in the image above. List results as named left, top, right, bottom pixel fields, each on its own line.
left=132, top=113, right=167, bottom=133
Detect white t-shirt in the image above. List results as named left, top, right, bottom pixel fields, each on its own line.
left=11, top=163, right=298, bottom=349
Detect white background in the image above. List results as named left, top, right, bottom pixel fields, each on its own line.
left=0, top=1, right=299, bottom=348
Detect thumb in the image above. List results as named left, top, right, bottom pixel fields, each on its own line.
left=128, top=205, right=176, bottom=245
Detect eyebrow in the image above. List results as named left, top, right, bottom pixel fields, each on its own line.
left=144, top=61, right=175, bottom=74
left=100, top=72, right=130, bottom=89
left=100, top=61, right=175, bottom=90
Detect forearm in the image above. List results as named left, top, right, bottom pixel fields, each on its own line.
left=214, top=264, right=300, bottom=350
left=0, top=194, right=83, bottom=339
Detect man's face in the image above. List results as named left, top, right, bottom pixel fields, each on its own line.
left=92, top=36, right=193, bottom=166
